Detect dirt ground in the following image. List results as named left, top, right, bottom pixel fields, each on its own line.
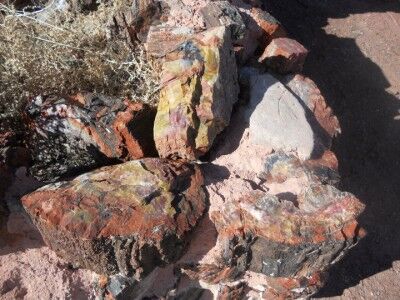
left=264, top=0, right=400, bottom=299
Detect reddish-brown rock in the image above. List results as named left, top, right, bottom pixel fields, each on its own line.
left=22, top=158, right=206, bottom=278
left=145, top=25, right=194, bottom=58
left=249, top=7, right=287, bottom=47
left=108, top=0, right=164, bottom=43
left=204, top=145, right=365, bottom=299
left=259, top=37, right=309, bottom=74
left=283, top=74, right=341, bottom=138
left=26, top=93, right=157, bottom=182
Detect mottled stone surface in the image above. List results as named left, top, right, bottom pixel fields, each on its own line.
left=22, top=158, right=206, bottom=278
left=154, top=26, right=239, bottom=159
left=211, top=184, right=364, bottom=277
left=146, top=25, right=194, bottom=58
left=259, top=37, right=309, bottom=74
left=261, top=151, right=340, bottom=187
left=26, top=93, right=156, bottom=182
left=108, top=0, right=164, bottom=43
left=209, top=181, right=364, bottom=298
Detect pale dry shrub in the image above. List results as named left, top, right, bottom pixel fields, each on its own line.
left=0, top=0, right=159, bottom=131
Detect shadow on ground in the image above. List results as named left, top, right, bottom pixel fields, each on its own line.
left=263, top=0, right=400, bottom=297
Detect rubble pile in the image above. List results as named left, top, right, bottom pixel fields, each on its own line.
left=1, top=0, right=365, bottom=299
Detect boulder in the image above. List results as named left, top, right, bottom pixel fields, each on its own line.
left=26, top=93, right=157, bottom=182
left=259, top=37, right=308, bottom=74
left=210, top=184, right=364, bottom=298
left=154, top=26, right=239, bottom=159
left=247, top=73, right=331, bottom=160
left=22, top=158, right=206, bottom=278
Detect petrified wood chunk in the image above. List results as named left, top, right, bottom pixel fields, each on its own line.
left=22, top=158, right=206, bottom=278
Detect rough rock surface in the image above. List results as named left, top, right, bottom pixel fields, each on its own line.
left=108, top=0, right=164, bottom=43
left=248, top=7, right=286, bottom=47
left=213, top=185, right=365, bottom=279
left=247, top=73, right=334, bottom=160
left=26, top=93, right=157, bottom=182
left=155, top=70, right=362, bottom=298
left=154, top=26, right=239, bottom=159
left=199, top=1, right=246, bottom=40
left=283, top=74, right=341, bottom=139
left=259, top=37, right=309, bottom=74
left=22, top=158, right=206, bottom=278
left=146, top=25, right=194, bottom=58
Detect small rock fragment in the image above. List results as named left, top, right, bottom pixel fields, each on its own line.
left=249, top=7, right=287, bottom=47
left=259, top=37, right=308, bottom=74
left=22, top=158, right=207, bottom=278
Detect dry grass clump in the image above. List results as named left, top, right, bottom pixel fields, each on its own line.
left=0, top=0, right=159, bottom=130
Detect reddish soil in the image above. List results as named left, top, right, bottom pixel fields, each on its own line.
left=264, top=0, right=400, bottom=298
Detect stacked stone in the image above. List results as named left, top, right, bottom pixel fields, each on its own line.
left=17, top=1, right=365, bottom=299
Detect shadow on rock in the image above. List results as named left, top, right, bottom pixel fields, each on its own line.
left=264, top=0, right=400, bottom=296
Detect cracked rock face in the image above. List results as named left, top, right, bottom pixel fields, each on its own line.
left=21, top=158, right=206, bottom=279
left=154, top=26, right=239, bottom=159
left=213, top=185, right=365, bottom=277
left=26, top=93, right=157, bottom=182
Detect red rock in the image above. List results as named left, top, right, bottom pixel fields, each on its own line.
left=261, top=272, right=325, bottom=299
left=22, top=158, right=206, bottom=278
left=249, top=7, right=287, bottom=47
left=259, top=37, right=309, bottom=74
left=210, top=185, right=364, bottom=296
left=283, top=74, right=341, bottom=139
left=108, top=0, right=163, bottom=43
left=26, top=93, right=157, bottom=182
left=145, top=25, right=194, bottom=58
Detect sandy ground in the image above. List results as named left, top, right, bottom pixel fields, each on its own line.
left=0, top=169, right=97, bottom=300
left=264, top=0, right=400, bottom=299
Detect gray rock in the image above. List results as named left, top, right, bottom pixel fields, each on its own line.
left=200, top=1, right=246, bottom=40
left=247, top=73, right=328, bottom=160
